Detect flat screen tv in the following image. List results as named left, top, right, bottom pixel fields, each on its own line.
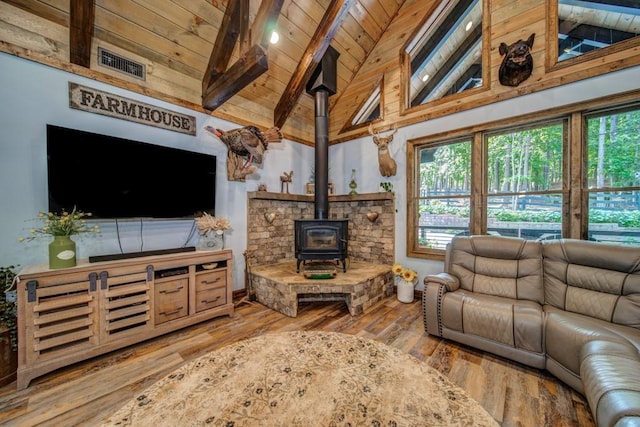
left=47, top=124, right=216, bottom=219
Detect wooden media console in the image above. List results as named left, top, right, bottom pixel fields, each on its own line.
left=16, top=250, right=233, bottom=389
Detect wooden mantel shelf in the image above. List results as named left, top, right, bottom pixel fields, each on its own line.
left=247, top=191, right=394, bottom=202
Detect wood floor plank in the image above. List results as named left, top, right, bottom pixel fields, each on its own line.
left=0, top=296, right=595, bottom=426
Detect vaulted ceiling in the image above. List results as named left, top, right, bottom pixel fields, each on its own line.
left=1, top=0, right=410, bottom=145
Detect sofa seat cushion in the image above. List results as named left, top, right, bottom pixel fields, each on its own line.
left=580, top=340, right=640, bottom=427
left=441, top=289, right=543, bottom=353
left=545, top=306, right=640, bottom=377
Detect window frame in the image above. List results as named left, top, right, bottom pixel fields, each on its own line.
left=483, top=119, right=570, bottom=241
left=408, top=136, right=474, bottom=260
left=546, top=0, right=640, bottom=72
left=407, top=89, right=640, bottom=259
left=400, top=0, right=491, bottom=116
left=582, top=103, right=640, bottom=243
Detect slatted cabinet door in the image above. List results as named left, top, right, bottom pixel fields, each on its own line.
left=19, top=270, right=99, bottom=388
left=98, top=266, right=153, bottom=343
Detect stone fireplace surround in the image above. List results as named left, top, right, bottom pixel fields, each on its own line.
left=246, top=191, right=395, bottom=316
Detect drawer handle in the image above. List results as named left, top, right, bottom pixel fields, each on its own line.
left=202, top=278, right=221, bottom=285
left=201, top=296, right=221, bottom=304
left=160, top=306, right=184, bottom=316
left=160, top=286, right=184, bottom=294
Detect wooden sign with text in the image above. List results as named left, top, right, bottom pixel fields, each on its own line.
left=68, top=82, right=196, bottom=135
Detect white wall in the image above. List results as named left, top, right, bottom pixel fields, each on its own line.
left=0, top=52, right=313, bottom=289
left=2, top=51, right=639, bottom=291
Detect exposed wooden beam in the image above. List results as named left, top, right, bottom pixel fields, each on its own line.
left=202, top=44, right=269, bottom=111
left=201, top=0, right=284, bottom=111
left=201, top=0, right=246, bottom=93
left=273, top=0, right=355, bottom=129
left=69, top=0, right=94, bottom=68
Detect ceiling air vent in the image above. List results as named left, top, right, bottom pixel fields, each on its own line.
left=98, top=48, right=145, bottom=80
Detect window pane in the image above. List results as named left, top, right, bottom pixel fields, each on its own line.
left=417, top=140, right=472, bottom=251
left=408, top=0, right=482, bottom=107
left=586, top=107, right=640, bottom=246
left=419, top=141, right=471, bottom=196
left=487, top=194, right=563, bottom=240
left=418, top=198, right=470, bottom=250
left=487, top=124, right=564, bottom=193
left=558, top=0, right=640, bottom=62
left=586, top=109, right=640, bottom=189
left=588, top=191, right=640, bottom=245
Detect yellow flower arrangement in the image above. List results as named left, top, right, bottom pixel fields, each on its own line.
left=195, top=213, right=231, bottom=234
left=391, top=263, right=418, bottom=283
left=19, top=208, right=99, bottom=242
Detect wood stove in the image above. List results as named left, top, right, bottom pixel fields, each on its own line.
left=294, top=46, right=349, bottom=274
left=295, top=219, right=348, bottom=273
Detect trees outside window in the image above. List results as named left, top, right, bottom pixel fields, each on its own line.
left=486, top=123, right=565, bottom=240
left=585, top=106, right=640, bottom=245
left=414, top=140, right=471, bottom=254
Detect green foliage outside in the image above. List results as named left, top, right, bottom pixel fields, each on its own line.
left=419, top=201, right=640, bottom=227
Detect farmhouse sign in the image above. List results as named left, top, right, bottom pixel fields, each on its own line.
left=68, top=82, right=196, bottom=135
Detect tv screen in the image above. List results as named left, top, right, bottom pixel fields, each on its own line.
left=47, top=124, right=216, bottom=219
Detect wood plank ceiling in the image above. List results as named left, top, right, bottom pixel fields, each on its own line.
left=2, top=0, right=408, bottom=145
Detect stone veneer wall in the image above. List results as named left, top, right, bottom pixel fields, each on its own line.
left=246, top=192, right=395, bottom=266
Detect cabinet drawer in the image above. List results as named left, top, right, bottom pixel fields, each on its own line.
left=154, top=278, right=188, bottom=324
left=196, top=287, right=226, bottom=312
left=196, top=270, right=226, bottom=291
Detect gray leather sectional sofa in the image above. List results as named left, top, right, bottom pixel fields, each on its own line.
left=423, top=235, right=640, bottom=427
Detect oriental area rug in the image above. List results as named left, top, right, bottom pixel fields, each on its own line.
left=102, top=331, right=498, bottom=426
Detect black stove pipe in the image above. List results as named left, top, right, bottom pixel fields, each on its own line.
left=313, top=89, right=329, bottom=219
left=306, top=45, right=339, bottom=220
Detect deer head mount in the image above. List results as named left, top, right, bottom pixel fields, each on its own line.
left=368, top=123, right=398, bottom=177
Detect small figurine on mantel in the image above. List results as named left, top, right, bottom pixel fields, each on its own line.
left=204, top=125, right=282, bottom=182
left=280, top=171, right=293, bottom=193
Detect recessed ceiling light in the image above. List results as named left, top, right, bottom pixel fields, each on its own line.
left=270, top=31, right=279, bottom=44
left=465, top=21, right=473, bottom=31
left=422, top=73, right=429, bottom=82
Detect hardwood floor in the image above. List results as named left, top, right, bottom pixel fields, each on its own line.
left=0, top=295, right=595, bottom=426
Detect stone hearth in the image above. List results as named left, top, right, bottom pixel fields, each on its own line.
left=246, top=192, right=395, bottom=265
left=249, top=260, right=394, bottom=317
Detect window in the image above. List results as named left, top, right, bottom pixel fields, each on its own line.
left=486, top=122, right=565, bottom=240
left=340, top=77, right=383, bottom=134
left=403, top=0, right=484, bottom=108
left=408, top=95, right=640, bottom=259
left=556, top=0, right=640, bottom=62
left=585, top=105, right=640, bottom=245
left=412, top=139, right=472, bottom=254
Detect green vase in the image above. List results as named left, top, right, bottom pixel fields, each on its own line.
left=49, top=236, right=77, bottom=269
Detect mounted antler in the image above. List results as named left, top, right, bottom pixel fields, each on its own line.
left=368, top=123, right=398, bottom=177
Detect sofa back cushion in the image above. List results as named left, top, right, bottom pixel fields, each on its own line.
left=446, top=235, right=544, bottom=303
left=543, top=239, right=640, bottom=329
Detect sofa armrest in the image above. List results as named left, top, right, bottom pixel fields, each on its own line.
left=424, top=272, right=460, bottom=292
left=423, top=273, right=460, bottom=337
